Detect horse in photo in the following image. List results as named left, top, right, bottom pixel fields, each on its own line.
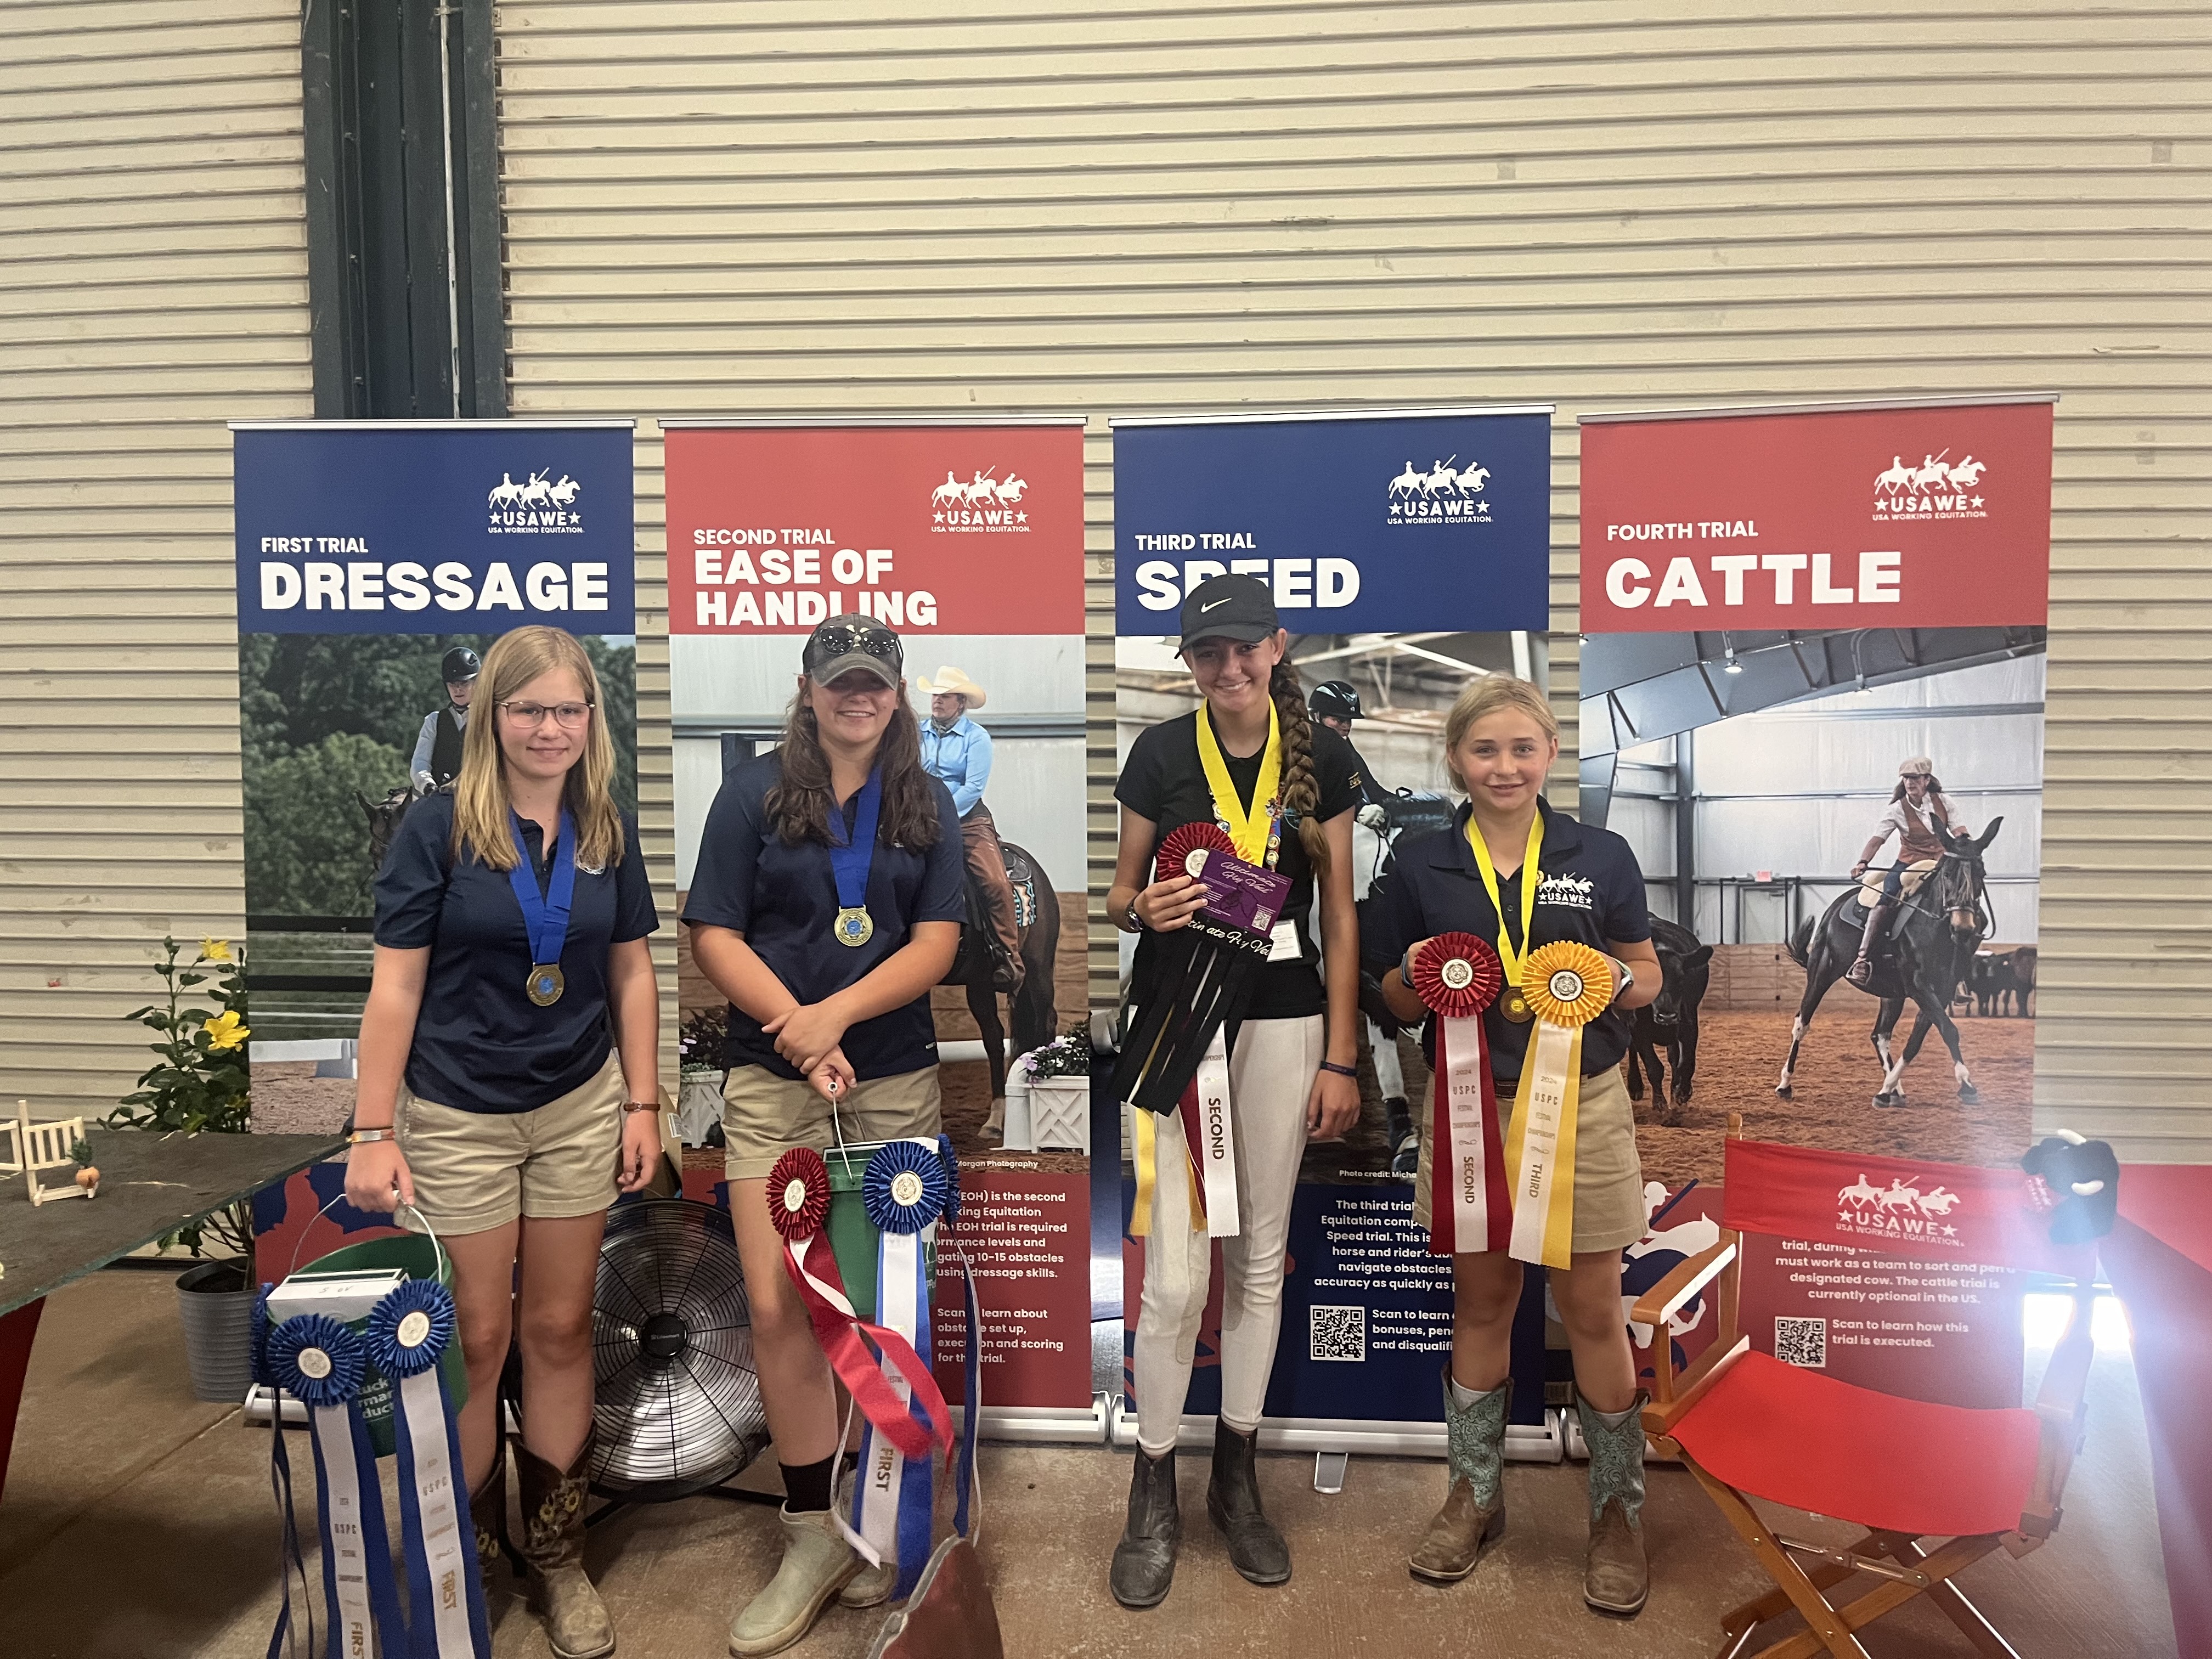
left=1777, top=819, right=2001, bottom=1108
left=943, top=838, right=1060, bottom=1126
left=1623, top=916, right=1713, bottom=1126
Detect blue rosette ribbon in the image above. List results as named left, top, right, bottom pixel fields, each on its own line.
left=854, top=1140, right=950, bottom=1599
left=367, top=1278, right=490, bottom=1658
left=267, top=1315, right=408, bottom=1657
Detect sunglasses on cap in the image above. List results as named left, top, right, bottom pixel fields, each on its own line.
left=804, top=616, right=905, bottom=684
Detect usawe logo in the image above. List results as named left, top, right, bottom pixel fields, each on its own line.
left=1387, top=456, right=1492, bottom=524
left=930, top=467, right=1031, bottom=533
left=1835, top=1173, right=1966, bottom=1248
left=487, top=470, right=584, bottom=534
left=1534, top=872, right=1595, bottom=911
left=1871, top=450, right=1989, bottom=523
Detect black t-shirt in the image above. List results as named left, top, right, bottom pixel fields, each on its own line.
left=1361, top=799, right=1651, bottom=1079
left=681, top=753, right=967, bottom=1082
left=374, top=792, right=658, bottom=1114
left=1342, top=736, right=1387, bottom=809
left=1116, top=709, right=1363, bottom=1020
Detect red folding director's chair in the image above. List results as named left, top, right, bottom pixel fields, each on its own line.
left=1633, top=1116, right=2106, bottom=1659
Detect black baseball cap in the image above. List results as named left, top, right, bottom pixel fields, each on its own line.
left=803, top=613, right=902, bottom=687
left=1178, top=574, right=1279, bottom=650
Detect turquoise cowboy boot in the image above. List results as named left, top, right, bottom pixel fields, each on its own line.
left=1408, top=1370, right=1509, bottom=1583
left=1577, top=1390, right=1651, bottom=1615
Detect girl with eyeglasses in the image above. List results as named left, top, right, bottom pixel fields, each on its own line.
left=683, top=614, right=967, bottom=1655
left=347, top=625, right=662, bottom=1659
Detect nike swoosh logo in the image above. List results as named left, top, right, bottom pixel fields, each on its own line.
left=1200, top=597, right=1232, bottom=612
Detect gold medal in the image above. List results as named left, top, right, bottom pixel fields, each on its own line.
left=1500, top=987, right=1534, bottom=1023
left=526, top=963, right=566, bottom=1006
left=832, top=906, right=875, bottom=948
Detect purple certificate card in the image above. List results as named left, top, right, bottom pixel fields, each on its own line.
left=1188, top=848, right=1293, bottom=940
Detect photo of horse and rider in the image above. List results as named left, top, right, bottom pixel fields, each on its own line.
left=1576, top=625, right=2046, bottom=1183
left=1113, top=626, right=1546, bottom=1186
left=670, top=630, right=1087, bottom=1169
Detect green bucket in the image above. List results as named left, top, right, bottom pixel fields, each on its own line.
left=821, top=1141, right=936, bottom=1323
left=266, top=1206, right=466, bottom=1460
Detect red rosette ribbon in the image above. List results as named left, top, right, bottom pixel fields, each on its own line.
left=767, top=1146, right=832, bottom=1242
left=1410, top=933, right=1503, bottom=1019
left=1156, top=821, right=1236, bottom=888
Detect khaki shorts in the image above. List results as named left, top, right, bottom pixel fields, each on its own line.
left=398, top=1051, right=623, bottom=1235
left=1414, top=1062, right=1646, bottom=1255
left=721, top=1064, right=941, bottom=1180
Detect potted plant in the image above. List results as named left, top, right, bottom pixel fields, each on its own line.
left=111, top=937, right=257, bottom=1402
left=1016, top=1024, right=1091, bottom=1152
left=676, top=1005, right=729, bottom=1149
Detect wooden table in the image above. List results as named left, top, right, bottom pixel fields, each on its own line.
left=0, top=1128, right=347, bottom=1499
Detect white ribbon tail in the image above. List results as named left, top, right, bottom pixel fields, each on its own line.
left=1194, top=1028, right=1240, bottom=1239
left=397, top=1367, right=479, bottom=1657
left=1509, top=1021, right=1576, bottom=1265
left=311, top=1403, right=376, bottom=1659
left=1442, top=1013, right=1490, bottom=1249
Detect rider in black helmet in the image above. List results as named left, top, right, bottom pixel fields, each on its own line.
left=410, top=644, right=481, bottom=793
left=1309, top=678, right=1417, bottom=1175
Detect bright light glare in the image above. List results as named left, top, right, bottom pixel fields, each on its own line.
left=2023, top=1289, right=2132, bottom=1353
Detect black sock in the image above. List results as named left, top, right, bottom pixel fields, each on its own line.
left=780, top=1454, right=836, bottom=1514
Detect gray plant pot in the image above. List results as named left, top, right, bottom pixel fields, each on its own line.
left=175, top=1260, right=255, bottom=1403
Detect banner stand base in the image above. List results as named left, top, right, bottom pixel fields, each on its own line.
left=1107, top=1401, right=1565, bottom=1465
left=955, top=1399, right=1111, bottom=1446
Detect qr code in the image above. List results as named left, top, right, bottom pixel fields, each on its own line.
left=1310, top=1305, right=1365, bottom=1362
left=1775, top=1316, right=1827, bottom=1369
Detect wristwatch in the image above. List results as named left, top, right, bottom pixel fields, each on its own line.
left=1121, top=896, right=1144, bottom=934
left=1611, top=958, right=1636, bottom=997
left=348, top=1126, right=394, bottom=1145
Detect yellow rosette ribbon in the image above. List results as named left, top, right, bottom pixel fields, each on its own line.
left=1503, top=941, right=1616, bottom=1269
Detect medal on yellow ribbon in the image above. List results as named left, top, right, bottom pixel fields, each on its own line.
left=1503, top=940, right=1616, bottom=1269
left=1466, top=812, right=1544, bottom=1022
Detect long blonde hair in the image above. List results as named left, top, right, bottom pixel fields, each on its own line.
left=1441, top=675, right=1559, bottom=793
left=450, top=627, right=625, bottom=871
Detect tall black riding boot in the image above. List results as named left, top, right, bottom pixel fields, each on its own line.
left=1847, top=899, right=1896, bottom=986
left=1207, top=1419, right=1291, bottom=1585
left=1109, top=1448, right=1181, bottom=1609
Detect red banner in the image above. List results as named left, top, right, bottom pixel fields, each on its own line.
left=1579, top=398, right=2052, bottom=632
left=1724, top=1138, right=2083, bottom=1277
left=666, top=423, right=1085, bottom=636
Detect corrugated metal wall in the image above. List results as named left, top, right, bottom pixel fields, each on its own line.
left=0, top=1, right=312, bottom=1112
left=490, top=1, right=2208, bottom=1155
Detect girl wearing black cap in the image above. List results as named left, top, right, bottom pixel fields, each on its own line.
left=1105, top=573, right=1364, bottom=1608
left=683, top=614, right=966, bottom=1655
left=348, top=625, right=662, bottom=1659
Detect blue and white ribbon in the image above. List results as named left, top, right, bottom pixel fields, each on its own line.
left=267, top=1313, right=407, bottom=1659
left=853, top=1139, right=949, bottom=1600
left=255, top=1285, right=315, bottom=1659
left=365, top=1280, right=489, bottom=1659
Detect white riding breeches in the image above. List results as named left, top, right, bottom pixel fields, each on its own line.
left=1132, top=1014, right=1322, bottom=1455
left=1367, top=1017, right=1404, bottom=1102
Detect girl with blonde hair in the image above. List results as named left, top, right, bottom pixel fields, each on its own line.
left=1367, top=673, right=1664, bottom=1617
left=348, top=625, right=662, bottom=1659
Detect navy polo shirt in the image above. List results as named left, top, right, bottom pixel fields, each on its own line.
left=682, top=753, right=966, bottom=1082
left=374, top=792, right=658, bottom=1114
left=1362, top=798, right=1651, bottom=1080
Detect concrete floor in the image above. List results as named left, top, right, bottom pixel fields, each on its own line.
left=0, top=1272, right=2172, bottom=1658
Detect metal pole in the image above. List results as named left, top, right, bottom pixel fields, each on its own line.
left=436, top=2, right=462, bottom=414
left=1675, top=729, right=1696, bottom=933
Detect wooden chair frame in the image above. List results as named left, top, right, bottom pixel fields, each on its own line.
left=1633, top=1115, right=2095, bottom=1659
left=0, top=1099, right=94, bottom=1205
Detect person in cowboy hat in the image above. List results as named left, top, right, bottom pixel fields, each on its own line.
left=1847, top=755, right=1976, bottom=986
left=916, top=665, right=1023, bottom=993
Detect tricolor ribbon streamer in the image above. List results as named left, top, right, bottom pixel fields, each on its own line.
left=266, top=1313, right=409, bottom=1659
left=365, top=1279, right=490, bottom=1659
left=1505, top=941, right=1616, bottom=1269
left=1409, top=933, right=1510, bottom=1256
left=766, top=1147, right=952, bottom=1467
left=1130, top=1025, right=1239, bottom=1240
left=854, top=1140, right=949, bottom=1600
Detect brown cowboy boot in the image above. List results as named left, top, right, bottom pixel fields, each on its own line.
left=1577, top=1391, right=1650, bottom=1616
left=1409, top=1370, right=1508, bottom=1584
left=470, top=1442, right=509, bottom=1584
left=515, top=1434, right=616, bottom=1658
left=1847, top=898, right=1896, bottom=986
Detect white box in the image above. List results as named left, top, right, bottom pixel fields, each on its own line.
left=266, top=1267, right=409, bottom=1328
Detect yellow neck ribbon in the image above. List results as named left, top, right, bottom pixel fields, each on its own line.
left=1466, top=809, right=1545, bottom=988
left=1194, top=703, right=1282, bottom=866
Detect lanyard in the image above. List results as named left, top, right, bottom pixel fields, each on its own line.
left=1466, top=809, right=1545, bottom=988
left=507, top=810, right=577, bottom=968
left=827, top=768, right=884, bottom=910
left=1193, top=703, right=1282, bottom=867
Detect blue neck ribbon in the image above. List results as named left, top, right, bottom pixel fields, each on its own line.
left=507, top=809, right=578, bottom=968
left=827, top=770, right=883, bottom=912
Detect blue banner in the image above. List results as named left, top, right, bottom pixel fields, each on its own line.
left=1113, top=409, right=1551, bottom=635
left=233, top=424, right=635, bottom=634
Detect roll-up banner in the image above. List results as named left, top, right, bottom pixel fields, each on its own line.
left=663, top=420, right=1100, bottom=1437
left=1110, top=407, right=1559, bottom=1458
left=232, top=421, right=640, bottom=1271
left=1576, top=394, right=2055, bottom=1409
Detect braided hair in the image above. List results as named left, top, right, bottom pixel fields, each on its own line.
left=1269, top=658, right=1330, bottom=878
